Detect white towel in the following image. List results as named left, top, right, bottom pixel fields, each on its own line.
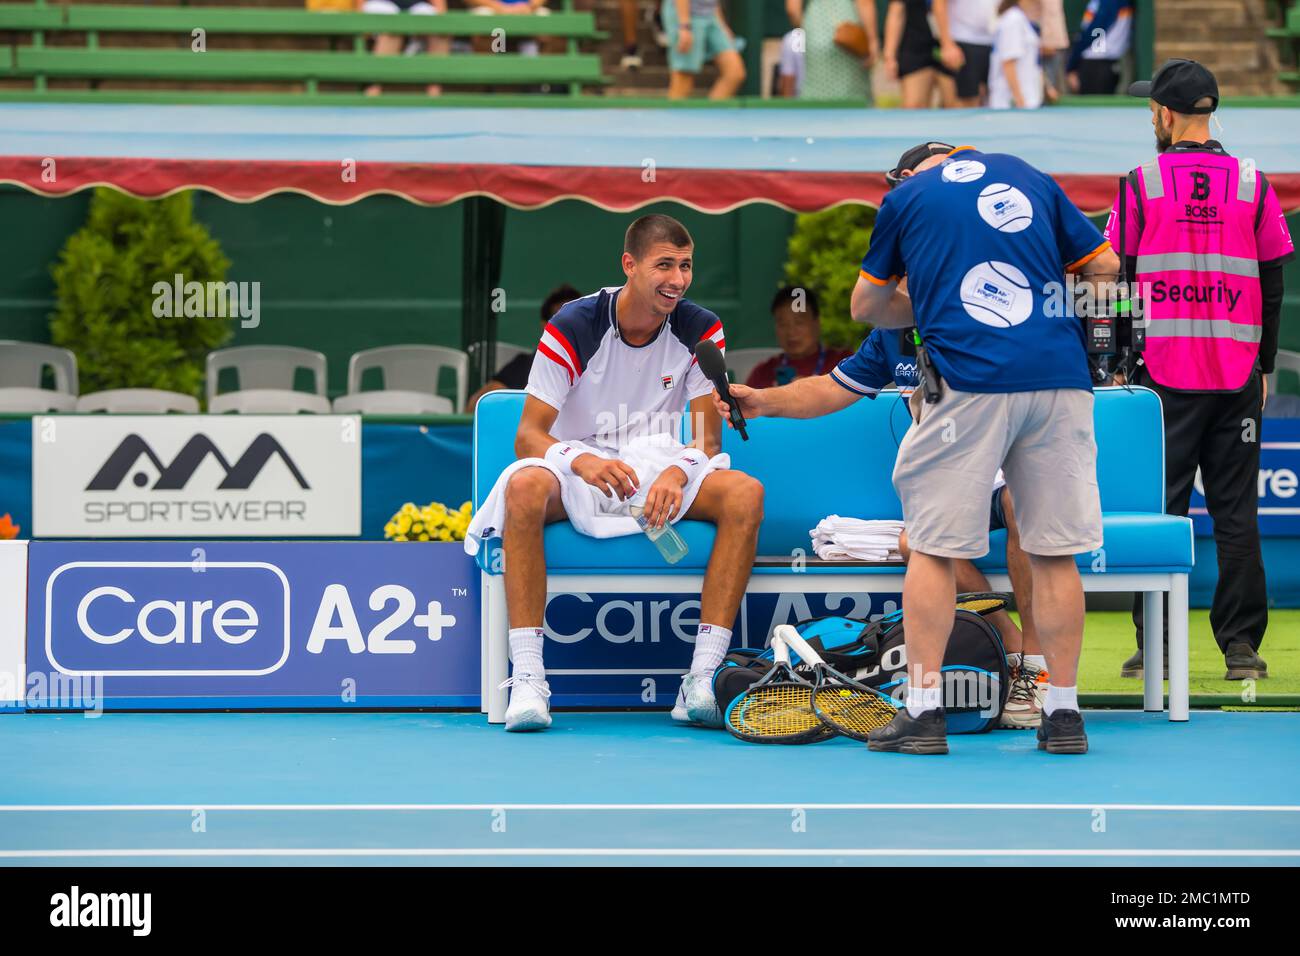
left=810, top=515, right=905, bottom=562
left=465, top=434, right=730, bottom=556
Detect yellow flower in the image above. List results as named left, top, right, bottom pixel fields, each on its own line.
left=401, top=502, right=418, bottom=516
left=418, top=532, right=430, bottom=541
left=393, top=534, right=408, bottom=542
left=396, top=515, right=412, bottom=534
left=438, top=528, right=453, bottom=541
left=459, top=500, right=473, bottom=514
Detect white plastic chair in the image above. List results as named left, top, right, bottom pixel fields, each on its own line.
left=343, top=345, right=468, bottom=414
left=0, top=388, right=76, bottom=412
left=333, top=391, right=453, bottom=415
left=724, top=348, right=776, bottom=385
left=209, top=391, right=332, bottom=414
left=206, top=346, right=328, bottom=414
left=0, top=340, right=78, bottom=412
left=77, top=389, right=200, bottom=413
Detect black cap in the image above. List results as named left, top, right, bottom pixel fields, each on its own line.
left=885, top=141, right=956, bottom=190
left=1128, top=59, right=1218, bottom=114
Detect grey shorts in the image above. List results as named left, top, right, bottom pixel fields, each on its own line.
left=894, top=386, right=1103, bottom=559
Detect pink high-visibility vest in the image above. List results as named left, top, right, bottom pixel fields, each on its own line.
left=1115, top=149, right=1266, bottom=391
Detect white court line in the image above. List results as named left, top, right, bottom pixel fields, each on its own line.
left=0, top=803, right=1298, bottom=812
left=1, top=848, right=1299, bottom=859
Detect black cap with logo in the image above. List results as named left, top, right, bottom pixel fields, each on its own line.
left=885, top=142, right=956, bottom=190
left=1128, top=58, right=1219, bottom=114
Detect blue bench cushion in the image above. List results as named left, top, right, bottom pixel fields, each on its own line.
left=473, top=387, right=1190, bottom=576
left=479, top=510, right=1193, bottom=575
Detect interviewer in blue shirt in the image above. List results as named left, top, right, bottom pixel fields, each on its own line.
left=713, top=144, right=1119, bottom=755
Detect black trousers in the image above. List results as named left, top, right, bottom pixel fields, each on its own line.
left=1075, top=58, right=1119, bottom=95
left=1131, top=368, right=1268, bottom=653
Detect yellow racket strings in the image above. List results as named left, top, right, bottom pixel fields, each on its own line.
left=729, top=684, right=820, bottom=739
left=815, top=686, right=896, bottom=736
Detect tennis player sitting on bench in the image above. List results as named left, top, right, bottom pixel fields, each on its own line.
left=485, top=214, right=763, bottom=732
left=839, top=326, right=1048, bottom=730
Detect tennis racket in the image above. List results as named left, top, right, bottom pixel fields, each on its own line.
left=956, top=592, right=1010, bottom=616
left=773, top=625, right=899, bottom=742
left=723, top=632, right=830, bottom=744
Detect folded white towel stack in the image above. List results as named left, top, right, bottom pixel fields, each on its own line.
left=810, top=515, right=905, bottom=562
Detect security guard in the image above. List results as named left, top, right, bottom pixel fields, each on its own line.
left=1107, top=60, right=1295, bottom=681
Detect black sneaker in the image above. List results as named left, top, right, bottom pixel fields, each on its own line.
left=867, top=708, right=948, bottom=755
left=1224, top=641, right=1268, bottom=681
left=1119, top=647, right=1168, bottom=679
left=1037, top=708, right=1088, bottom=754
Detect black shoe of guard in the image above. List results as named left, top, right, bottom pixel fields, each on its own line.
left=1224, top=641, right=1268, bottom=681
left=867, top=708, right=949, bottom=755
left=1037, top=708, right=1089, bottom=754
left=1120, top=647, right=1168, bottom=679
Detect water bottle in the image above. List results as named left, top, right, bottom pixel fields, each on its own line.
left=628, top=489, right=689, bottom=565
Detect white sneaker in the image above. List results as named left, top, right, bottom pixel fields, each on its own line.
left=501, top=673, right=552, bottom=732
left=672, top=670, right=723, bottom=728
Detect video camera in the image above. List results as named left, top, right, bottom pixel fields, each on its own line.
left=1082, top=175, right=1146, bottom=385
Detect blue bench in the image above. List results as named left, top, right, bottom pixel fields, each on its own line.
left=473, top=386, right=1193, bottom=722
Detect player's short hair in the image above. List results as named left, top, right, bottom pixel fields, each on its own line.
left=541, top=284, right=581, bottom=321
left=771, top=285, right=820, bottom=319
left=624, top=214, right=693, bottom=260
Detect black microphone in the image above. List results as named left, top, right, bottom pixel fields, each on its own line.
left=694, top=339, right=748, bottom=441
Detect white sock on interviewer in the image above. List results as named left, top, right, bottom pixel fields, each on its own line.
left=509, top=627, right=546, bottom=679
left=1043, top=684, right=1078, bottom=716
left=906, top=686, right=943, bottom=719
left=691, top=624, right=732, bottom=673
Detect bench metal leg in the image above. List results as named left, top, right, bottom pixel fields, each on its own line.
left=1143, top=589, right=1164, bottom=713
left=484, top=573, right=509, bottom=724
left=1167, top=573, right=1190, bottom=722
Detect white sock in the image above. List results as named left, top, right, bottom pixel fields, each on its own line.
left=509, top=627, right=546, bottom=679
left=906, top=685, right=943, bottom=718
left=691, top=624, right=732, bottom=673
left=1043, top=684, right=1077, bottom=716
left=1024, top=654, right=1047, bottom=673
left=1007, top=652, right=1023, bottom=671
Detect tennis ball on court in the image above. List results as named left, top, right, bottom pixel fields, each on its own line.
left=977, top=183, right=1035, bottom=233
left=959, top=261, right=1033, bottom=328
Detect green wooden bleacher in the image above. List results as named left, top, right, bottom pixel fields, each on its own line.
left=1269, top=1, right=1300, bottom=87
left=0, top=2, right=608, bottom=97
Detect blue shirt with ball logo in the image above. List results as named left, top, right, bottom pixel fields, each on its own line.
left=859, top=148, right=1107, bottom=393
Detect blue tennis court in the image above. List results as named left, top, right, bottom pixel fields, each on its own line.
left=2, top=710, right=1296, bottom=865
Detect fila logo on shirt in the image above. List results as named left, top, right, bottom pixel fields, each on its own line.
left=661, top=374, right=674, bottom=390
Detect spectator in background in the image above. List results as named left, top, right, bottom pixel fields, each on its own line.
left=935, top=0, right=997, bottom=107
left=361, top=0, right=450, bottom=97
left=620, top=0, right=643, bottom=69
left=989, top=0, right=1042, bottom=109
left=663, top=0, right=746, bottom=99
left=882, top=0, right=956, bottom=108
left=777, top=27, right=806, bottom=96
left=745, top=286, right=851, bottom=388
left=1023, top=0, right=1068, bottom=102
left=790, top=0, right=877, bottom=102
left=466, top=284, right=580, bottom=415
left=1066, top=0, right=1134, bottom=95
left=472, top=0, right=553, bottom=60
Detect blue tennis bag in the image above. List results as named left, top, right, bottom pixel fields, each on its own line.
left=713, top=594, right=1011, bottom=734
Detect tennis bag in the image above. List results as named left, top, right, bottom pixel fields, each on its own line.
left=713, top=594, right=1011, bottom=734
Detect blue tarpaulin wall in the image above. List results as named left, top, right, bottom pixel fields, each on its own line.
left=0, top=420, right=472, bottom=543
